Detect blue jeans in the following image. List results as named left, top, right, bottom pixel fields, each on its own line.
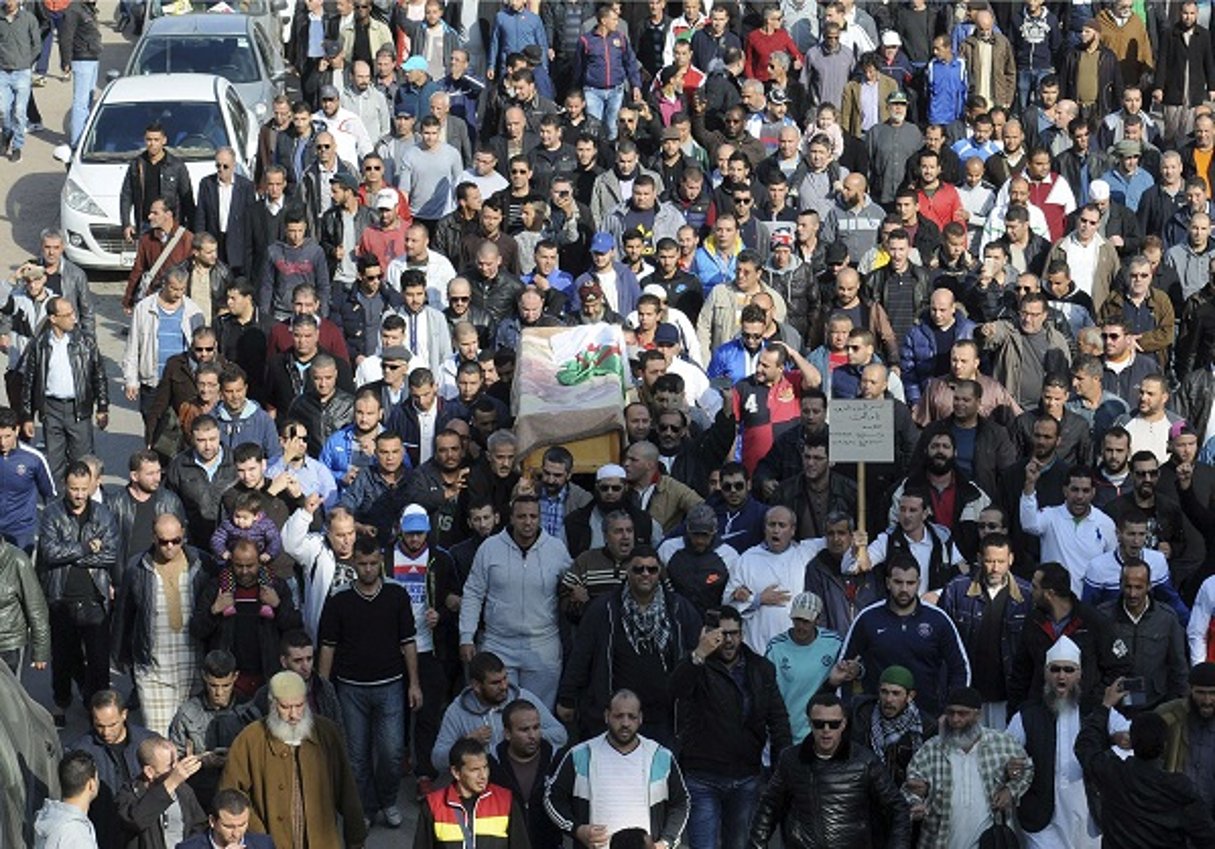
left=685, top=771, right=762, bottom=849
left=0, top=69, right=31, bottom=151
left=585, top=84, right=625, bottom=141
left=36, top=12, right=64, bottom=76
left=1017, top=67, right=1054, bottom=111
left=70, top=61, right=99, bottom=148
left=338, top=680, right=406, bottom=814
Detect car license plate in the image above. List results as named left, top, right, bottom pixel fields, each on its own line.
left=120, top=251, right=135, bottom=266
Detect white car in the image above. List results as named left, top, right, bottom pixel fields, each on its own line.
left=54, top=74, right=258, bottom=271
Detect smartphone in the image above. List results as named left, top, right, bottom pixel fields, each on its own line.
left=704, top=609, right=721, bottom=629
left=1122, top=676, right=1147, bottom=708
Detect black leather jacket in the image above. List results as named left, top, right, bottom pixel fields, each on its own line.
left=288, top=389, right=355, bottom=458
left=319, top=204, right=376, bottom=279
left=104, top=485, right=188, bottom=578
left=20, top=327, right=109, bottom=421
left=164, top=449, right=238, bottom=546
left=113, top=545, right=210, bottom=669
left=468, top=270, right=524, bottom=325
left=749, top=736, right=912, bottom=849
left=37, top=499, right=121, bottom=609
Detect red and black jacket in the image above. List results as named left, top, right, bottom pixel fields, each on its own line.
left=416, top=782, right=530, bottom=849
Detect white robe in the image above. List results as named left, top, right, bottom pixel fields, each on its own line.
left=724, top=538, right=825, bottom=653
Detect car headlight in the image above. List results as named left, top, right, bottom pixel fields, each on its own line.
left=254, top=101, right=268, bottom=119
left=63, top=178, right=105, bottom=217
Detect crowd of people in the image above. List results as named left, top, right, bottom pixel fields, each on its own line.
left=10, top=0, right=1215, bottom=847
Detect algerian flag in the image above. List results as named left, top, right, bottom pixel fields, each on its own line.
left=552, top=324, right=628, bottom=390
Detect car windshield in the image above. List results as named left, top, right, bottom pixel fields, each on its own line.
left=131, top=36, right=259, bottom=84
left=81, top=102, right=228, bottom=162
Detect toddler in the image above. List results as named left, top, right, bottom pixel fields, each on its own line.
left=210, top=491, right=283, bottom=618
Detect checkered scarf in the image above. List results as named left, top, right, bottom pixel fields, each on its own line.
left=870, top=701, right=924, bottom=764
left=620, top=584, right=673, bottom=661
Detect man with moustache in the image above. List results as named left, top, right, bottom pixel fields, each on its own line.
left=1007, top=636, right=1128, bottom=849
left=220, top=670, right=366, bottom=849
left=1158, top=662, right=1215, bottom=812
left=905, top=687, right=1034, bottom=848
left=490, top=698, right=562, bottom=849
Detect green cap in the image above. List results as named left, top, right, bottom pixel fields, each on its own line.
left=879, top=665, right=915, bottom=691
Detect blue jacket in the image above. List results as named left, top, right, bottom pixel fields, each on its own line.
left=572, top=261, right=642, bottom=317
left=1013, top=7, right=1061, bottom=72
left=899, top=310, right=977, bottom=405
left=338, top=466, right=414, bottom=549
left=706, top=338, right=756, bottom=385
left=177, top=832, right=275, bottom=849
left=489, top=7, right=548, bottom=73
left=319, top=423, right=377, bottom=493
left=394, top=77, right=442, bottom=121
left=0, top=444, right=54, bottom=540
left=690, top=245, right=738, bottom=296
left=841, top=599, right=971, bottom=719
left=214, top=400, right=282, bottom=463
left=572, top=27, right=641, bottom=90
left=938, top=573, right=1031, bottom=688
left=925, top=57, right=968, bottom=126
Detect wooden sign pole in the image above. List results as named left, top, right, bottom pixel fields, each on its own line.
left=857, top=461, right=866, bottom=535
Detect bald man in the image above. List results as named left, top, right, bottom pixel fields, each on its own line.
left=900, top=288, right=978, bottom=405
left=823, top=173, right=886, bottom=262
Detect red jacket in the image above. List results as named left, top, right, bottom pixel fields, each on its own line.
left=415, top=782, right=530, bottom=849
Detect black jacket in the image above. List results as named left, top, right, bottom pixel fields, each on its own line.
left=1157, top=22, right=1215, bottom=107
left=334, top=284, right=405, bottom=359
left=910, top=418, right=1017, bottom=507
left=671, top=645, right=792, bottom=777
left=287, top=389, right=355, bottom=459
left=556, top=586, right=702, bottom=740
left=189, top=573, right=302, bottom=679
left=113, top=547, right=210, bottom=670
left=490, top=739, right=564, bottom=849
left=749, top=735, right=911, bottom=849
left=242, top=199, right=290, bottom=286
left=773, top=473, right=859, bottom=541
left=1060, top=45, right=1123, bottom=117
left=58, top=1, right=101, bottom=63
left=104, top=486, right=188, bottom=578
left=468, top=269, right=525, bottom=326
left=263, top=347, right=356, bottom=420
left=1007, top=601, right=1133, bottom=717
left=120, top=151, right=195, bottom=231
left=37, top=498, right=121, bottom=608
left=115, top=775, right=208, bottom=849
left=164, top=448, right=238, bottom=546
left=319, top=203, right=376, bottom=280
left=1075, top=705, right=1215, bottom=849
left=215, top=309, right=272, bottom=401
left=194, top=174, right=256, bottom=272
left=20, top=327, right=109, bottom=421
left=662, top=406, right=736, bottom=498
left=848, top=696, right=937, bottom=787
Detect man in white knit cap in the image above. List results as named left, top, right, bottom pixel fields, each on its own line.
left=1007, top=636, right=1130, bottom=849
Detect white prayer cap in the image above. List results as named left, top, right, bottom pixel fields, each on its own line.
left=1044, top=636, right=1082, bottom=668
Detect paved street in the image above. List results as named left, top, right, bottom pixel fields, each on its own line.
left=5, top=5, right=424, bottom=842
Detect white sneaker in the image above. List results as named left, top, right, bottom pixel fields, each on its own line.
left=382, top=806, right=403, bottom=828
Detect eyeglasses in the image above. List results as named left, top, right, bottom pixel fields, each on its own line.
left=510, top=169, right=530, bottom=175
left=811, top=719, right=844, bottom=730
left=383, top=362, right=405, bottom=370
left=449, top=296, right=470, bottom=303
left=216, top=163, right=232, bottom=170
left=1079, top=218, right=1100, bottom=226
left=193, top=345, right=216, bottom=352
left=1133, top=469, right=1160, bottom=478
left=315, top=143, right=332, bottom=149
left=657, top=423, right=682, bottom=433
left=721, top=481, right=746, bottom=492
left=734, top=197, right=753, bottom=204
left=631, top=565, right=661, bottom=575
left=363, top=274, right=383, bottom=281
left=845, top=344, right=863, bottom=351
left=1101, top=332, right=1122, bottom=340
left=157, top=537, right=183, bottom=546
left=364, top=165, right=382, bottom=171
left=597, top=483, right=624, bottom=492
left=1048, top=665, right=1078, bottom=675
left=554, top=190, right=571, bottom=197
left=718, top=629, right=742, bottom=639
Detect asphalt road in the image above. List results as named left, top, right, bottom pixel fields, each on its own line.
left=9, top=5, right=424, bottom=843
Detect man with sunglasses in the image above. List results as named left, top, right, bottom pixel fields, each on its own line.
left=195, top=147, right=255, bottom=280
left=750, top=691, right=910, bottom=849
left=319, top=172, right=375, bottom=296
left=144, top=326, right=225, bottom=453
left=558, top=545, right=700, bottom=744
left=112, top=514, right=210, bottom=735
left=671, top=604, right=791, bottom=849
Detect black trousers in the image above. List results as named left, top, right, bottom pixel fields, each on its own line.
left=49, top=602, right=110, bottom=710
left=412, top=651, right=458, bottom=779
left=42, top=396, right=94, bottom=485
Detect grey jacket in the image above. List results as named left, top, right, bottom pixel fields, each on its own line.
left=432, top=682, right=568, bottom=771
left=590, top=166, right=664, bottom=228
left=603, top=200, right=686, bottom=250
left=0, top=8, right=40, bottom=72
left=0, top=541, right=49, bottom=662
left=33, top=800, right=96, bottom=849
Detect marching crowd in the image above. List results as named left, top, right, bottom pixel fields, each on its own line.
left=10, top=0, right=1215, bottom=847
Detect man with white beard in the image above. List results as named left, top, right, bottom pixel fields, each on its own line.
left=723, top=506, right=836, bottom=653
left=905, top=686, right=1034, bottom=849
left=1006, top=636, right=1130, bottom=849
left=220, top=671, right=366, bottom=849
